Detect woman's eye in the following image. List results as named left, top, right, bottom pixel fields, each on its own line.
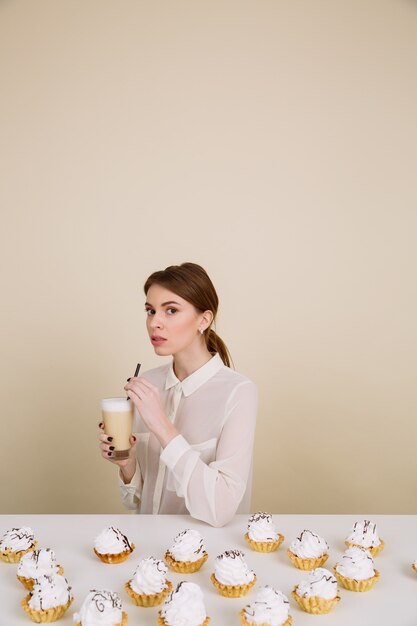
left=166, top=308, right=177, bottom=315
left=145, top=308, right=155, bottom=316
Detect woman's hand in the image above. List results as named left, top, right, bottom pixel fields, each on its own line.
left=124, top=377, right=178, bottom=447
left=97, top=422, right=137, bottom=483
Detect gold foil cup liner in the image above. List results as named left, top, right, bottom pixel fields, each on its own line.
left=124, top=579, right=173, bottom=607
left=291, top=587, right=340, bottom=614
left=344, top=538, right=385, bottom=557
left=158, top=616, right=210, bottom=626
left=210, top=573, right=256, bottom=597
left=0, top=542, right=38, bottom=564
left=333, top=566, right=380, bottom=592
left=239, top=608, right=292, bottom=626
left=21, top=594, right=73, bottom=623
left=94, top=545, right=135, bottom=564
left=244, top=532, right=285, bottom=553
left=165, top=551, right=208, bottom=573
left=412, top=564, right=417, bottom=574
left=74, top=611, right=128, bottom=626
left=287, top=548, right=329, bottom=570
left=17, top=566, right=65, bottom=591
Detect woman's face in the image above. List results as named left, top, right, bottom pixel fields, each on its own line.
left=145, top=284, right=208, bottom=357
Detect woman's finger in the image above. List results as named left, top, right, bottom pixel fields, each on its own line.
left=124, top=379, right=150, bottom=397
left=98, top=433, right=114, bottom=443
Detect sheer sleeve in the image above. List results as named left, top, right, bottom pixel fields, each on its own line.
left=160, top=380, right=258, bottom=527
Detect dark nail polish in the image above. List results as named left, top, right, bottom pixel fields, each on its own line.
left=107, top=451, right=112, bottom=456
left=126, top=377, right=131, bottom=382
left=98, top=422, right=103, bottom=428
left=107, top=437, right=113, bottom=442
left=132, top=436, right=137, bottom=442
left=109, top=446, right=115, bottom=451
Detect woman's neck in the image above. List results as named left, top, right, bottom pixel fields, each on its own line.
left=173, top=347, right=214, bottom=381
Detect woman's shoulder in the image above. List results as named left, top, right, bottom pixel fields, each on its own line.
left=217, top=364, right=258, bottom=393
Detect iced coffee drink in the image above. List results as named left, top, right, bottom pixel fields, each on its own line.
left=101, top=398, right=134, bottom=460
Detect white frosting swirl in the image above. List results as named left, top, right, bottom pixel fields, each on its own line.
left=336, top=546, right=375, bottom=580
left=346, top=520, right=381, bottom=548
left=94, top=527, right=132, bottom=555
left=0, top=527, right=35, bottom=552
left=289, top=530, right=329, bottom=558
left=73, top=590, right=123, bottom=625
left=243, top=586, right=290, bottom=626
left=160, top=582, right=207, bottom=626
left=214, top=549, right=255, bottom=585
left=296, top=568, right=338, bottom=600
left=28, top=574, right=72, bottom=610
left=18, top=548, right=59, bottom=578
left=130, top=557, right=168, bottom=594
left=247, top=512, right=279, bottom=542
left=168, top=529, right=206, bottom=563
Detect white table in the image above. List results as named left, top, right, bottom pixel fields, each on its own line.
left=0, top=514, right=415, bottom=626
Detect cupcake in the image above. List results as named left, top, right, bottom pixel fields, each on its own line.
left=244, top=512, right=284, bottom=553
left=125, top=556, right=173, bottom=607
left=21, top=573, right=73, bottom=622
left=211, top=549, right=256, bottom=598
left=344, top=520, right=384, bottom=556
left=239, top=585, right=292, bottom=626
left=93, top=527, right=134, bottom=564
left=165, top=529, right=208, bottom=573
left=291, top=567, right=340, bottom=615
left=73, top=590, right=127, bottom=626
left=287, top=530, right=329, bottom=570
left=334, top=546, right=380, bottom=591
left=17, top=548, right=63, bottom=590
left=0, top=526, right=37, bottom=563
left=158, top=581, right=210, bottom=626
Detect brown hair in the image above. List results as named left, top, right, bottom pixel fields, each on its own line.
left=144, top=262, right=232, bottom=368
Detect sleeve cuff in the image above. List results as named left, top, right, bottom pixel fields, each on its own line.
left=160, top=434, right=191, bottom=469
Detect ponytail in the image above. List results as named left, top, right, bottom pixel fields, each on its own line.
left=206, top=328, right=232, bottom=368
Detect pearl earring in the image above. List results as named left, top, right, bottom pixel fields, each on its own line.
left=199, top=329, right=204, bottom=334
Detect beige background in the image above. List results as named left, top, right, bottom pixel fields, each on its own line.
left=1, top=0, right=416, bottom=515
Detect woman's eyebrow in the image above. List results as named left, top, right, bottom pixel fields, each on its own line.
left=145, top=301, right=181, bottom=307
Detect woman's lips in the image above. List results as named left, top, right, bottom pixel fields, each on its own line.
left=151, top=336, right=167, bottom=345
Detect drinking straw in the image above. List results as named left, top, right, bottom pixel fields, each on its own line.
left=127, top=363, right=141, bottom=399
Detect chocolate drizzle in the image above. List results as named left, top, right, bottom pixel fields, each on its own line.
left=297, top=529, right=320, bottom=543
left=90, top=590, right=121, bottom=612
left=109, top=527, right=132, bottom=551
left=218, top=549, right=244, bottom=560
left=353, top=520, right=376, bottom=539
left=1, top=527, right=34, bottom=551
left=248, top=512, right=271, bottom=525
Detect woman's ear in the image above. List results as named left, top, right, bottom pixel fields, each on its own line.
left=201, top=310, right=214, bottom=331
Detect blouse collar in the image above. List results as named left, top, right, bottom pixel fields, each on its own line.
left=165, top=353, right=224, bottom=397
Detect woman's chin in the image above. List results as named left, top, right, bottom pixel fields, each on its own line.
left=153, top=344, right=171, bottom=355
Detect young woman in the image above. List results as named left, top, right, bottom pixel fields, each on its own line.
left=98, top=262, right=258, bottom=527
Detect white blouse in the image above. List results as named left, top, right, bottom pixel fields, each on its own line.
left=118, top=353, right=258, bottom=527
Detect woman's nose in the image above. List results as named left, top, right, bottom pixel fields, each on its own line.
left=150, top=314, right=163, bottom=329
